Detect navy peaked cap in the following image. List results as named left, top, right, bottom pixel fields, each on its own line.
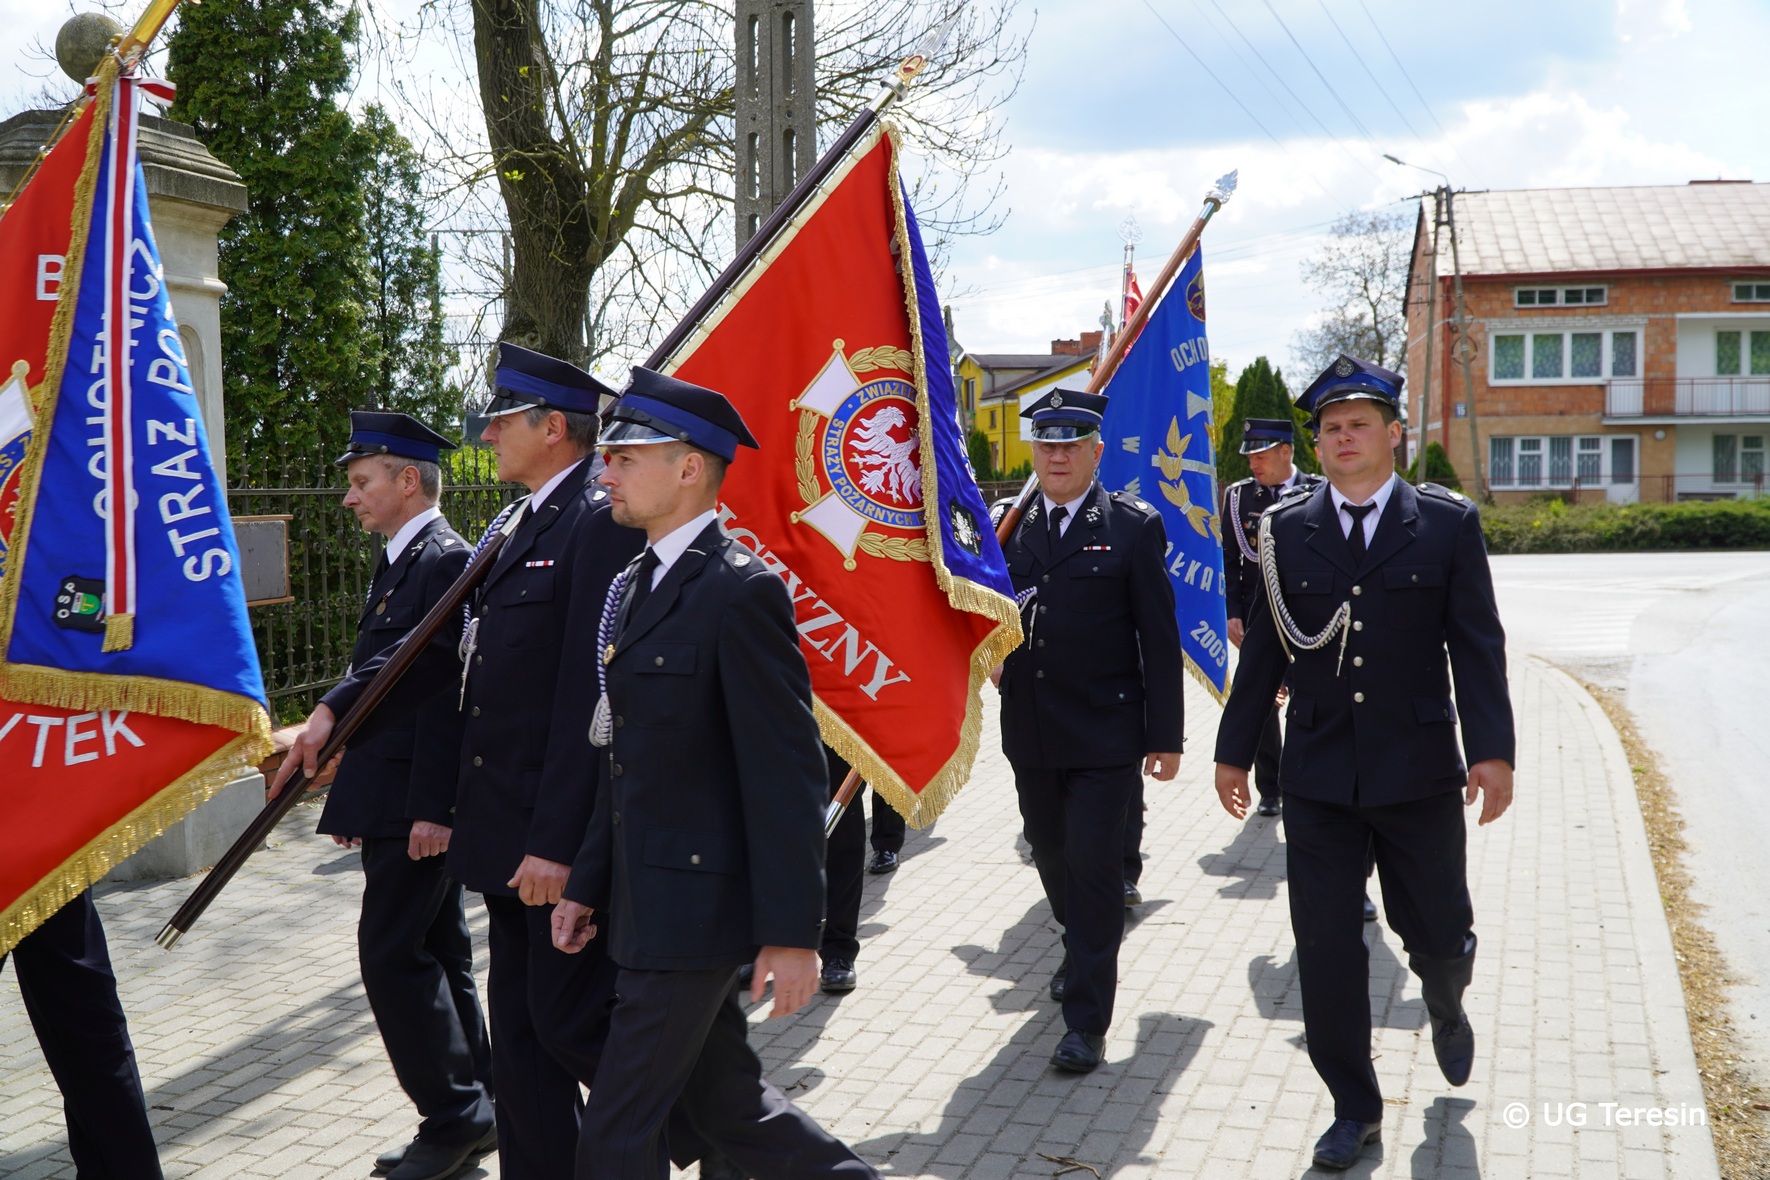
left=1239, top=417, right=1296, bottom=454
left=488, top=342, right=613, bottom=417
left=598, top=367, right=758, bottom=463
left=1021, top=385, right=1108, bottom=441
left=1297, top=354, right=1404, bottom=422
left=335, top=410, right=457, bottom=467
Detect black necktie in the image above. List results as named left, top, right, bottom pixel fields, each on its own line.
left=1048, top=505, right=1069, bottom=540
left=1343, top=502, right=1376, bottom=564
left=624, top=548, right=662, bottom=627
left=367, top=549, right=390, bottom=603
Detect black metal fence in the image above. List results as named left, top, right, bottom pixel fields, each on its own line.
left=227, top=454, right=522, bottom=723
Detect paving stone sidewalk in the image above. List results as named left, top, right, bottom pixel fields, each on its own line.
left=0, top=657, right=1718, bottom=1178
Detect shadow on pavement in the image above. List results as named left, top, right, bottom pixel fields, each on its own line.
left=1198, top=814, right=1284, bottom=901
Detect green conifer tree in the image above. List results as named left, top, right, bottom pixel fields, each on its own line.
left=168, top=0, right=373, bottom=466
left=1217, top=358, right=1321, bottom=488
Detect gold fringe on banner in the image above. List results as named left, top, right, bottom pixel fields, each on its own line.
left=0, top=728, right=270, bottom=958
left=102, top=612, right=134, bottom=651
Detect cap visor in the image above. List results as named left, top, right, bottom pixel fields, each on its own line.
left=485, top=393, right=543, bottom=418
left=1030, top=423, right=1100, bottom=441
left=596, top=418, right=681, bottom=449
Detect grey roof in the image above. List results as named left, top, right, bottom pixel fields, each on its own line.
left=967, top=353, right=1077, bottom=370
left=1438, top=182, right=1770, bottom=275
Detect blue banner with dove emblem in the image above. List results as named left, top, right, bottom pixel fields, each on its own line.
left=1097, top=247, right=1229, bottom=702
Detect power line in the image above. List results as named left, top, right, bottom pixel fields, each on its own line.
left=1353, top=0, right=1485, bottom=185
left=1137, top=0, right=1291, bottom=154
left=1315, top=0, right=1421, bottom=140
left=1258, top=0, right=1376, bottom=141
left=1182, top=0, right=1312, bottom=141
left=1199, top=0, right=1384, bottom=189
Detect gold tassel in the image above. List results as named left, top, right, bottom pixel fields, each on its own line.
left=0, top=726, right=273, bottom=958
left=101, top=611, right=134, bottom=651
left=0, top=663, right=270, bottom=735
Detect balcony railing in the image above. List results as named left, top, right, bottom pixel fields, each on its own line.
left=1606, top=377, right=1770, bottom=417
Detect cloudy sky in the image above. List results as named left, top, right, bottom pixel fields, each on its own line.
left=4, top=0, right=1765, bottom=379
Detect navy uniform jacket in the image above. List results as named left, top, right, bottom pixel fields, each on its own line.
left=999, top=482, right=1186, bottom=769
left=1213, top=479, right=1515, bottom=807
left=1220, top=472, right=1324, bottom=623
left=565, top=521, right=828, bottom=972
left=318, top=515, right=468, bottom=839
left=323, top=460, right=645, bottom=895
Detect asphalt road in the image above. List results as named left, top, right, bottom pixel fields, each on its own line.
left=1491, top=550, right=1770, bottom=1079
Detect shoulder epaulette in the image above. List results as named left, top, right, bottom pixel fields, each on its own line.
left=1418, top=481, right=1470, bottom=504
left=1110, top=490, right=1157, bottom=515
left=1272, top=482, right=1315, bottom=510
left=719, top=537, right=762, bottom=572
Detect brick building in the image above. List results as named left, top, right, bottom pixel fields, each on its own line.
left=1403, top=181, right=1770, bottom=502
left=954, top=332, right=1099, bottom=476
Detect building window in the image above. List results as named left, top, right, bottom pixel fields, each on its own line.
left=1733, top=282, right=1770, bottom=302
left=1490, top=329, right=1641, bottom=383
left=1515, top=286, right=1607, bottom=307
left=1715, top=434, right=1739, bottom=482
left=963, top=377, right=977, bottom=413
left=1716, top=330, right=1770, bottom=376
left=987, top=409, right=997, bottom=429
left=1491, top=434, right=1634, bottom=488
left=1746, top=435, right=1767, bottom=481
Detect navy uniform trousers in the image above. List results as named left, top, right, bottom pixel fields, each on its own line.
left=1283, top=792, right=1475, bottom=1121
left=821, top=748, right=903, bottom=966
left=357, top=837, right=495, bottom=1142
left=3, top=891, right=163, bottom=1179
left=1015, top=764, right=1139, bottom=1034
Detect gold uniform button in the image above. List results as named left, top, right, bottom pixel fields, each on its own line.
left=1351, top=585, right=1363, bottom=596
left=1353, top=692, right=1365, bottom=703
left=375, top=602, right=386, bottom=615
left=1353, top=656, right=1364, bottom=667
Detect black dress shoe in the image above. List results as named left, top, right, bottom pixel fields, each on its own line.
left=820, top=957, right=857, bottom=994
left=1256, top=796, right=1280, bottom=816
left=1124, top=881, right=1142, bottom=907
left=1311, top=1118, right=1382, bottom=1170
left=375, top=1124, right=496, bottom=1174
left=867, top=849, right=900, bottom=874
left=1432, top=1010, right=1475, bottom=1086
left=1049, top=954, right=1068, bottom=1002
left=388, top=1136, right=484, bottom=1180
left=1050, top=1030, right=1106, bottom=1072
left=1363, top=894, right=1378, bottom=922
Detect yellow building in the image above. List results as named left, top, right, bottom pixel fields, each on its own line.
left=954, top=337, right=1099, bottom=477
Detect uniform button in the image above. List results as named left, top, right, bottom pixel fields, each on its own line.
left=1038, top=605, right=1048, bottom=615
left=1041, top=574, right=1050, bottom=584
left=520, top=589, right=527, bottom=596
left=475, top=654, right=483, bottom=665
left=1353, top=692, right=1365, bottom=703
left=471, top=706, right=480, bottom=716
left=612, top=763, right=624, bottom=776
left=1352, top=656, right=1364, bottom=667
left=614, top=715, right=624, bottom=727
left=1353, top=620, right=1364, bottom=631
left=472, top=755, right=483, bottom=767
left=1351, top=584, right=1363, bottom=596
left=1036, top=638, right=1045, bottom=648
left=1035, top=670, right=1045, bottom=679
left=613, top=811, right=621, bottom=825
left=1411, top=574, right=1420, bottom=583
left=1092, top=565, right=1099, bottom=572
left=1118, top=692, right=1126, bottom=700
left=690, top=854, right=702, bottom=865
left=654, top=655, right=665, bottom=666
left=1301, top=580, right=1308, bottom=588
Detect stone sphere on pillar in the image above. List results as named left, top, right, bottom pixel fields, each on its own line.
left=56, top=12, right=125, bottom=83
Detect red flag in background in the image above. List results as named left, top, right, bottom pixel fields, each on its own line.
left=1123, top=271, right=1144, bottom=324
left=666, top=126, right=1020, bottom=825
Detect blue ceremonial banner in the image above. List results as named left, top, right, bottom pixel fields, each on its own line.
left=1097, top=247, right=1229, bottom=702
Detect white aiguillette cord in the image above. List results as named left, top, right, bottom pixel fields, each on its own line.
left=458, top=499, right=530, bottom=708
left=1258, top=510, right=1351, bottom=676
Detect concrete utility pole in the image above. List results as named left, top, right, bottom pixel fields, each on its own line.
left=735, top=0, right=817, bottom=248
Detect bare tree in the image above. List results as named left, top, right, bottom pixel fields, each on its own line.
left=374, top=0, right=1026, bottom=381
left=1290, top=208, right=1412, bottom=378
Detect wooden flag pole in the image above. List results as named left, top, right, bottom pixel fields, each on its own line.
left=826, top=172, right=1238, bottom=834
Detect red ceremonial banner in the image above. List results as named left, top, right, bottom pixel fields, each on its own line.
left=667, top=127, right=1019, bottom=825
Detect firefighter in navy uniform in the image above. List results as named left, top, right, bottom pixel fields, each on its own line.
left=1219, top=417, right=1321, bottom=817
left=994, top=387, right=1185, bottom=1074
left=276, top=344, right=645, bottom=1180
left=319, top=412, right=496, bottom=1177
left=1212, top=355, right=1515, bottom=1172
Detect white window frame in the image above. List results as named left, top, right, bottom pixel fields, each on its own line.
left=1732, top=281, right=1770, bottom=303
left=1514, top=285, right=1609, bottom=308
left=1489, top=433, right=1639, bottom=490
left=1488, top=327, right=1638, bottom=385
left=1714, top=432, right=1768, bottom=484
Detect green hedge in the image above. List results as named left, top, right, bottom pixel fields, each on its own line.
left=1481, top=497, right=1770, bottom=554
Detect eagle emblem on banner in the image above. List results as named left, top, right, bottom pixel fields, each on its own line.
left=791, top=340, right=930, bottom=569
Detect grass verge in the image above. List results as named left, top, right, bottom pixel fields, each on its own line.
left=1578, top=677, right=1770, bottom=1180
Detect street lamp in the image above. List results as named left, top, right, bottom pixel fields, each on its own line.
left=1386, top=154, right=1485, bottom=499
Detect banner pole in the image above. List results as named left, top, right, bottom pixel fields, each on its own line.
left=990, top=170, right=1237, bottom=544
